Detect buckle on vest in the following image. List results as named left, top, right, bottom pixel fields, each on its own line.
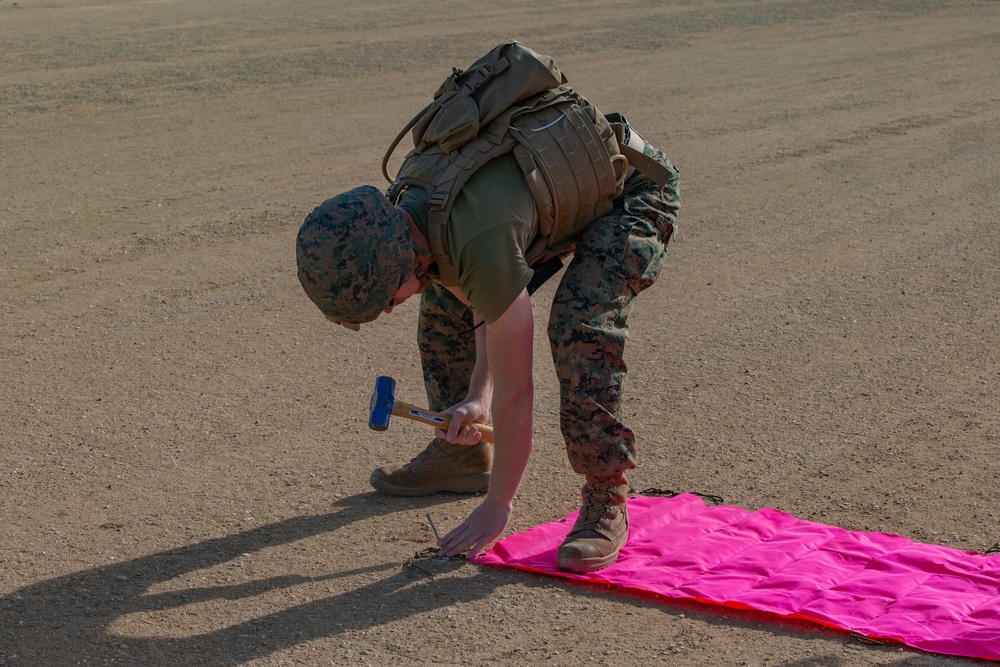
left=428, top=191, right=449, bottom=211
left=462, top=63, right=494, bottom=95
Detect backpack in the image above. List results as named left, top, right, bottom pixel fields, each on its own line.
left=382, top=41, right=667, bottom=284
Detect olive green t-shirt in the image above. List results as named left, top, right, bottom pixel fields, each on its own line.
left=398, top=153, right=538, bottom=324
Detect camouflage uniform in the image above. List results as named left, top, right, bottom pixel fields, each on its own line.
left=417, top=142, right=679, bottom=476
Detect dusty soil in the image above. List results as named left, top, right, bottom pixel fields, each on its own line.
left=2, top=0, right=999, bottom=665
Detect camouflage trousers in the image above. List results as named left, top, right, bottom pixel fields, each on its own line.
left=418, top=143, right=680, bottom=478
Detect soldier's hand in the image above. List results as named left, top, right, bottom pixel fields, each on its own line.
left=437, top=497, right=511, bottom=558
left=437, top=398, right=490, bottom=445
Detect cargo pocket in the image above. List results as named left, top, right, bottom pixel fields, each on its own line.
left=604, top=189, right=672, bottom=294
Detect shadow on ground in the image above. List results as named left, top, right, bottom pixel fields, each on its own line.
left=0, top=492, right=500, bottom=665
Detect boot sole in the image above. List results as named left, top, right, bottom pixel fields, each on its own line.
left=369, top=471, right=490, bottom=497
left=557, top=549, right=621, bottom=573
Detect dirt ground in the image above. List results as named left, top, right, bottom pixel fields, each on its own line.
left=2, top=0, right=999, bottom=665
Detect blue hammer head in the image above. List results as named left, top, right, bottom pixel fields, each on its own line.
left=368, top=375, right=397, bottom=431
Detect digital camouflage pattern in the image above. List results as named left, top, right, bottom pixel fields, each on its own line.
left=418, top=142, right=680, bottom=477
left=549, top=144, right=679, bottom=476
left=418, top=283, right=477, bottom=413
left=416, top=283, right=477, bottom=451
left=296, top=185, right=412, bottom=325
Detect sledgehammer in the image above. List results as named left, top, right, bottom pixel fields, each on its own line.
left=368, top=375, right=494, bottom=443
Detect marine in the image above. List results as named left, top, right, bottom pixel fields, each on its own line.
left=296, top=42, right=680, bottom=572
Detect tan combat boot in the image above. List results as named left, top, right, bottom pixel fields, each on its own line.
left=369, top=439, right=492, bottom=496
left=557, top=473, right=629, bottom=573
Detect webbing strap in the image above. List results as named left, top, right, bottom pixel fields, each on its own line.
left=619, top=143, right=674, bottom=188
left=426, top=206, right=455, bottom=284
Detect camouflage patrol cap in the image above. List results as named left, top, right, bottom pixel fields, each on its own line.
left=296, top=185, right=412, bottom=327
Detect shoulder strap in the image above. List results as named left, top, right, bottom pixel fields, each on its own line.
left=423, top=127, right=521, bottom=285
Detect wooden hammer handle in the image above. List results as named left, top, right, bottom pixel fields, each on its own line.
left=391, top=401, right=494, bottom=443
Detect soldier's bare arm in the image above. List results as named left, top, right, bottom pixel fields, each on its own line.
left=437, top=289, right=534, bottom=557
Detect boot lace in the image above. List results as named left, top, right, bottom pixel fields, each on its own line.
left=577, top=480, right=621, bottom=529
left=408, top=440, right=445, bottom=468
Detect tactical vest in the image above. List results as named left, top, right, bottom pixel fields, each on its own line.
left=383, top=41, right=669, bottom=284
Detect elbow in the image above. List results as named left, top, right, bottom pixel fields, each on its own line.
left=494, top=378, right=533, bottom=415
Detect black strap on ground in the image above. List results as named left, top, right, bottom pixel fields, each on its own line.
left=985, top=542, right=1000, bottom=555
left=636, top=487, right=725, bottom=506
left=850, top=632, right=902, bottom=648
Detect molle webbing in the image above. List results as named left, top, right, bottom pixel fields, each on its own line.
left=511, top=94, right=621, bottom=247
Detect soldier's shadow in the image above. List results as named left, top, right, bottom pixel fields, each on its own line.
left=1, top=492, right=500, bottom=665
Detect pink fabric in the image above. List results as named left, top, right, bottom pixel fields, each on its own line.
left=474, top=494, right=1000, bottom=661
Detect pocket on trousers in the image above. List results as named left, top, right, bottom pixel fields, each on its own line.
left=604, top=197, right=670, bottom=294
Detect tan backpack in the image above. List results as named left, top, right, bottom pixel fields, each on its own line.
left=382, top=41, right=667, bottom=284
